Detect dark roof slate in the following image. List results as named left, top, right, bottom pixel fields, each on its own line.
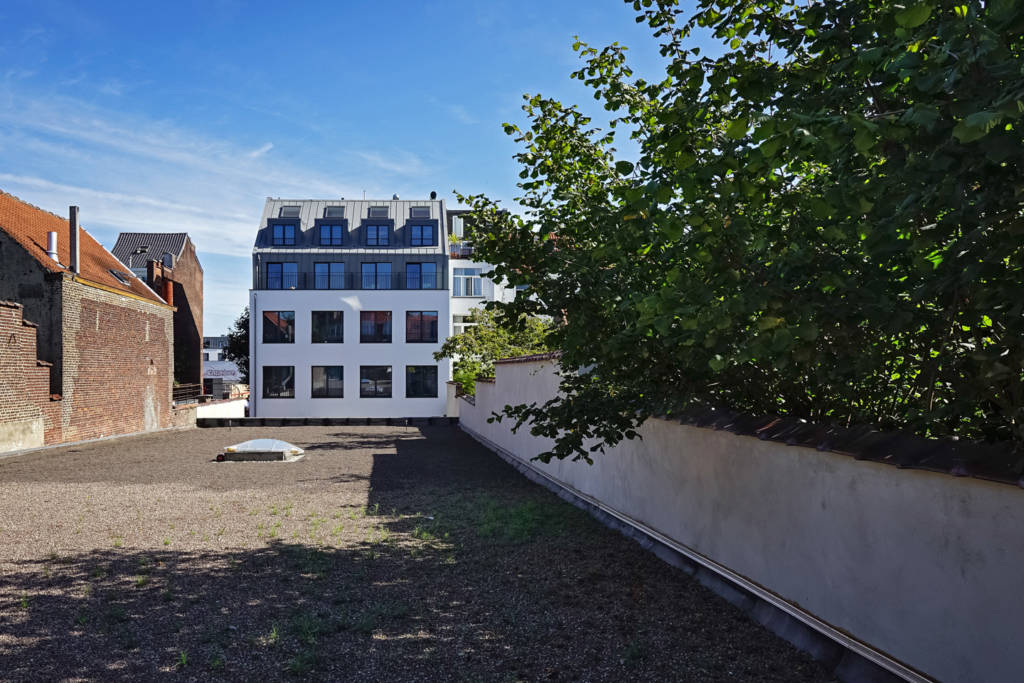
left=111, top=232, right=189, bottom=267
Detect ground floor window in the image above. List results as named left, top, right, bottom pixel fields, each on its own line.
left=406, top=365, right=438, bottom=398
left=263, top=366, right=295, bottom=398
left=311, top=366, right=344, bottom=398
left=360, top=366, right=392, bottom=398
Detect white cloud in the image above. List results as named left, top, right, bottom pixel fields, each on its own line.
left=447, top=104, right=478, bottom=125
left=356, top=150, right=430, bottom=176
left=247, top=142, right=273, bottom=158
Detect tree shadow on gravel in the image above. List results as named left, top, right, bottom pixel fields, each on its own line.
left=0, top=426, right=834, bottom=681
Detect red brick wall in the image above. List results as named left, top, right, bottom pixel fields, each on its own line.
left=0, top=300, right=60, bottom=450
left=58, top=280, right=175, bottom=442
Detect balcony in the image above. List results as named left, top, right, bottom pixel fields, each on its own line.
left=258, top=271, right=448, bottom=291
left=449, top=242, right=475, bottom=259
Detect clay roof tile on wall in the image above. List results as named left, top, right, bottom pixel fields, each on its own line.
left=0, top=189, right=166, bottom=305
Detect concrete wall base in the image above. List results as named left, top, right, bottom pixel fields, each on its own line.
left=462, top=422, right=908, bottom=683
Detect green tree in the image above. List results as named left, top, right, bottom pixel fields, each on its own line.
left=223, top=306, right=249, bottom=385
left=434, top=308, right=551, bottom=395
left=462, top=0, right=1024, bottom=462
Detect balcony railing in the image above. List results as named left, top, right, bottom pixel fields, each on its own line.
left=258, top=271, right=448, bottom=291
left=449, top=242, right=475, bottom=259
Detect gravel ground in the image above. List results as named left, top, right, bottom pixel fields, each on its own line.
left=0, top=425, right=834, bottom=682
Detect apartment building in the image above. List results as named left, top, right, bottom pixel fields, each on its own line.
left=248, top=198, right=451, bottom=418
left=446, top=209, right=515, bottom=335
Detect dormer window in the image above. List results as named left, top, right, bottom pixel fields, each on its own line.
left=410, top=206, right=430, bottom=219
left=410, top=225, right=436, bottom=246
left=272, top=224, right=296, bottom=246
left=279, top=206, right=301, bottom=218
left=324, top=206, right=344, bottom=218
left=320, top=224, right=343, bottom=246
left=368, top=206, right=389, bottom=219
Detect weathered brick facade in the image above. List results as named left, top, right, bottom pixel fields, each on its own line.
left=0, top=191, right=180, bottom=453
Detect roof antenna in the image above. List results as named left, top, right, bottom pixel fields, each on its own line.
left=362, top=190, right=366, bottom=200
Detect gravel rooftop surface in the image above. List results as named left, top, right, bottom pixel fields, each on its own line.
left=0, top=425, right=834, bottom=682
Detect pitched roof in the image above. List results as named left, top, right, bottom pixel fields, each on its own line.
left=0, top=189, right=166, bottom=305
left=111, top=232, right=189, bottom=267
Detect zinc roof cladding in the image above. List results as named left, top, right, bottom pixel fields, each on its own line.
left=254, top=198, right=445, bottom=249
left=111, top=232, right=189, bottom=267
left=0, top=189, right=166, bottom=305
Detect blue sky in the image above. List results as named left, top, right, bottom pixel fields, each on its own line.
left=0, top=0, right=683, bottom=334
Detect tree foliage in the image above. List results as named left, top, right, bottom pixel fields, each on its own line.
left=223, top=306, right=250, bottom=385
left=434, top=308, right=552, bottom=395
left=460, top=0, right=1024, bottom=462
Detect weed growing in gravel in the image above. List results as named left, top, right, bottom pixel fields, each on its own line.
left=476, top=497, right=571, bottom=543
left=177, top=651, right=188, bottom=669
left=75, top=611, right=89, bottom=626
left=134, top=575, right=149, bottom=588
left=208, top=651, right=226, bottom=671
left=163, top=538, right=170, bottom=546
left=112, top=536, right=124, bottom=548
left=90, top=566, right=106, bottom=579
left=18, top=594, right=29, bottom=610
left=264, top=623, right=280, bottom=647
left=286, top=649, right=318, bottom=675
left=269, top=505, right=279, bottom=516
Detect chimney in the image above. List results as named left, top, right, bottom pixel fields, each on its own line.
left=46, top=231, right=59, bottom=263
left=68, top=206, right=80, bottom=274
left=162, top=278, right=174, bottom=307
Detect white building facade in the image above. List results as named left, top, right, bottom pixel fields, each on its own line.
left=249, top=198, right=451, bottom=418
left=446, top=210, right=515, bottom=335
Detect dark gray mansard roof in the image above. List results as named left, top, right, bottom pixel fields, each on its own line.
left=111, top=232, right=190, bottom=266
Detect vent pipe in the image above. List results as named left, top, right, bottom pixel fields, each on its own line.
left=46, top=232, right=59, bottom=262
left=68, top=206, right=80, bottom=274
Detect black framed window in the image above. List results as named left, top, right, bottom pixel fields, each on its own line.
left=312, top=366, right=344, bottom=398
left=406, top=365, right=438, bottom=398
left=406, top=262, right=437, bottom=289
left=360, top=311, right=392, bottom=343
left=319, top=224, right=343, bottom=246
left=271, top=224, right=295, bottom=246
left=267, top=262, right=297, bottom=289
left=324, top=206, right=344, bottom=218
left=366, top=225, right=389, bottom=246
left=311, top=310, right=343, bottom=343
left=263, top=366, right=295, bottom=398
left=406, top=311, right=438, bottom=343
left=361, top=262, right=392, bottom=289
left=410, top=225, right=436, bottom=246
left=279, top=206, right=300, bottom=218
left=262, top=311, right=295, bottom=343
left=360, top=366, right=392, bottom=398
left=314, top=262, right=344, bottom=289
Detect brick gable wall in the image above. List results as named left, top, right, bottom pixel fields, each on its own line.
left=0, top=301, right=60, bottom=450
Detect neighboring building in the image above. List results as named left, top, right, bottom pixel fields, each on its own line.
left=248, top=198, right=451, bottom=418
left=112, top=232, right=203, bottom=387
left=202, top=336, right=243, bottom=398
left=446, top=210, right=516, bottom=335
left=0, top=190, right=177, bottom=452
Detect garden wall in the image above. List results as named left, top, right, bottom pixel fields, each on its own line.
left=460, top=357, right=1023, bottom=683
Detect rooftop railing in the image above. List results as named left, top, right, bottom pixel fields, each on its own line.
left=257, top=271, right=448, bottom=291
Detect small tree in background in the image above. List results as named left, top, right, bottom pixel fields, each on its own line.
left=434, top=308, right=551, bottom=395
left=223, top=306, right=249, bottom=385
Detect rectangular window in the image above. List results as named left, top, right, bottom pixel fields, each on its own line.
left=314, top=262, right=344, bottom=289
left=406, top=262, right=438, bottom=289
left=366, top=225, right=389, bottom=246
left=203, top=352, right=209, bottom=361
left=406, top=365, right=438, bottom=398
left=279, top=206, right=301, bottom=218
left=271, top=224, right=295, bottom=246
left=361, top=262, right=392, bottom=289
left=360, top=366, right=392, bottom=398
left=262, top=311, right=295, bottom=343
left=311, top=366, right=344, bottom=398
left=319, top=224, right=344, bottom=246
left=266, top=262, right=298, bottom=289
left=368, top=206, right=389, bottom=219
left=406, top=311, right=438, bottom=343
left=453, top=267, right=482, bottom=297
left=360, top=311, right=392, bottom=343
left=410, top=225, right=436, bottom=246
left=311, top=310, right=343, bottom=343
left=263, top=366, right=295, bottom=398
left=324, top=206, right=344, bottom=218
left=410, top=206, right=430, bottom=219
